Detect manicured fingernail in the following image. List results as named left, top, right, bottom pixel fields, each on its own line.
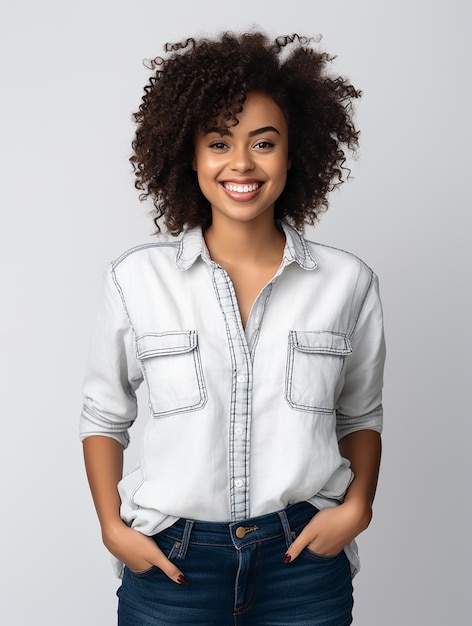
left=282, top=553, right=292, bottom=563
left=177, top=574, right=189, bottom=585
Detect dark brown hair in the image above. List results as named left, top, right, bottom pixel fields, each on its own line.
left=131, top=31, right=361, bottom=235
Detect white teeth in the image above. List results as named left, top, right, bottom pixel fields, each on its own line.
left=224, top=182, right=260, bottom=193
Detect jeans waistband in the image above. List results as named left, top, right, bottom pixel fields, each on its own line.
left=158, top=501, right=317, bottom=550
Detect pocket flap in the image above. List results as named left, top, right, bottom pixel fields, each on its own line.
left=289, top=331, right=352, bottom=355
left=136, top=331, right=197, bottom=359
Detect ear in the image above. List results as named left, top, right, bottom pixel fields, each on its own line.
left=191, top=156, right=197, bottom=171
left=287, top=157, right=292, bottom=171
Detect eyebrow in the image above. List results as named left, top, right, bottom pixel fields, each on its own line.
left=205, top=125, right=281, bottom=137
left=249, top=126, right=281, bottom=137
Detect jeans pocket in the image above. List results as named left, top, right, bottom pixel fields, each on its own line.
left=127, top=532, right=182, bottom=578
left=302, top=547, right=343, bottom=562
left=153, top=530, right=182, bottom=561
left=129, top=564, right=160, bottom=578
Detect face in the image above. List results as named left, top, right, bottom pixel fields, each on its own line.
left=193, top=92, right=290, bottom=228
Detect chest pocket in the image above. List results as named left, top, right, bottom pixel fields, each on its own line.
left=136, top=331, right=207, bottom=418
left=285, top=330, right=352, bottom=414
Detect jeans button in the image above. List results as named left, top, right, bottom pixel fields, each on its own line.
left=235, top=526, right=246, bottom=538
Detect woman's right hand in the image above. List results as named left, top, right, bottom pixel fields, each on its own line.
left=82, top=437, right=187, bottom=584
left=102, top=520, right=188, bottom=585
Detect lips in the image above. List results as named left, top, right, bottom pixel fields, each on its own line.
left=220, top=180, right=264, bottom=202
left=219, top=180, right=264, bottom=202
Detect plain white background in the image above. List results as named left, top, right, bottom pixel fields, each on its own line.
left=1, top=1, right=470, bottom=624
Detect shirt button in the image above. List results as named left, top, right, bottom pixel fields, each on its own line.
left=235, top=426, right=244, bottom=436
left=236, top=375, right=246, bottom=383
left=253, top=321, right=260, bottom=330
left=234, top=478, right=244, bottom=488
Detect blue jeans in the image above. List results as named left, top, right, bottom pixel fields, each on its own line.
left=117, top=502, right=353, bottom=625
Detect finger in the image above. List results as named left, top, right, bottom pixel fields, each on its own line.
left=147, top=541, right=189, bottom=585
left=282, top=526, right=316, bottom=563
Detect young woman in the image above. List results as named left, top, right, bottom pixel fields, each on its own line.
left=81, top=31, right=385, bottom=625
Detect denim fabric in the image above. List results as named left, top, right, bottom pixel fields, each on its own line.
left=80, top=223, right=385, bottom=577
left=117, top=503, right=353, bottom=626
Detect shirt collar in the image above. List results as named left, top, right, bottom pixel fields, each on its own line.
left=280, top=222, right=317, bottom=270
left=176, top=227, right=212, bottom=270
left=176, top=222, right=317, bottom=271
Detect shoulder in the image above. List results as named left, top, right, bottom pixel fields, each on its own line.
left=112, top=235, right=182, bottom=270
left=100, top=236, right=184, bottom=297
left=107, top=235, right=182, bottom=282
left=303, top=234, right=375, bottom=284
left=305, top=235, right=373, bottom=270
left=282, top=222, right=375, bottom=282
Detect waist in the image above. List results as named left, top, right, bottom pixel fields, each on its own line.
left=157, top=501, right=317, bottom=548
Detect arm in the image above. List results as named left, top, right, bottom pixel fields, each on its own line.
left=339, top=429, right=381, bottom=525
left=83, top=435, right=187, bottom=584
left=285, top=270, right=385, bottom=562
left=284, top=429, right=381, bottom=561
left=81, top=269, right=187, bottom=584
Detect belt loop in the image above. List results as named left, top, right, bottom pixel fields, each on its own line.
left=177, top=519, right=194, bottom=559
left=278, top=509, right=295, bottom=549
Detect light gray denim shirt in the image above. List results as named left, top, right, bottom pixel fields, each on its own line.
left=80, top=223, right=385, bottom=576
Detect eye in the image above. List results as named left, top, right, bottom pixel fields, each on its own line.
left=209, top=141, right=228, bottom=150
left=253, top=140, right=275, bottom=150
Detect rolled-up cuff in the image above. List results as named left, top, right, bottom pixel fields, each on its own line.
left=79, top=404, right=131, bottom=448
left=336, top=404, right=383, bottom=441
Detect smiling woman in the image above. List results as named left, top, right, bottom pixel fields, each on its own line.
left=80, top=31, right=385, bottom=626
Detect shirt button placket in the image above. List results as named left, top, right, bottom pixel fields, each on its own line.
left=213, top=267, right=252, bottom=521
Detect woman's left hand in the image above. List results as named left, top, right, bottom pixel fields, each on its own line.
left=283, top=500, right=372, bottom=562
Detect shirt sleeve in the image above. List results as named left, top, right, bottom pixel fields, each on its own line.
left=335, top=271, right=386, bottom=441
left=79, top=264, right=143, bottom=448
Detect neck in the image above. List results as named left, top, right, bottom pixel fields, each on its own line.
left=204, top=214, right=285, bottom=267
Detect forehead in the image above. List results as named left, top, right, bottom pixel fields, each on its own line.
left=201, top=92, right=287, bottom=134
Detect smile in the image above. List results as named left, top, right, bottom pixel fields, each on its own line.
left=222, top=182, right=262, bottom=193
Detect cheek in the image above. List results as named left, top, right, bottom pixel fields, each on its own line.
left=195, top=170, right=214, bottom=200
left=275, top=161, right=289, bottom=186
left=193, top=153, right=217, bottom=176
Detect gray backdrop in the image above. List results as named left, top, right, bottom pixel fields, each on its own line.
left=1, top=1, right=470, bottom=624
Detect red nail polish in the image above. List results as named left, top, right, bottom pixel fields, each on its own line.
left=177, top=574, right=189, bottom=585
left=282, top=553, right=292, bottom=563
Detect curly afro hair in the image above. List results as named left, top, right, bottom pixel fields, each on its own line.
left=131, top=31, right=362, bottom=235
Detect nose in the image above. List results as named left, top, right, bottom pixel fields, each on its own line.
left=230, top=145, right=254, bottom=172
